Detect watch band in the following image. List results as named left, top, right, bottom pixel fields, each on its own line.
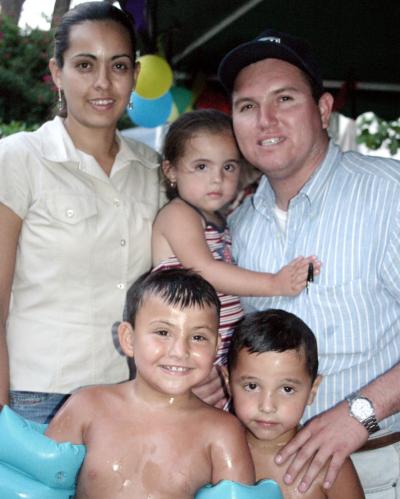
left=362, top=415, right=380, bottom=435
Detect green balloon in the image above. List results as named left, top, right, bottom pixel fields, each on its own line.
left=171, top=86, right=193, bottom=114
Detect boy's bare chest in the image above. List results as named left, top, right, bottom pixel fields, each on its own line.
left=77, top=421, right=212, bottom=498
left=253, top=451, right=327, bottom=499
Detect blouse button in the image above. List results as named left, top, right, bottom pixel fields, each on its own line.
left=65, top=208, right=74, bottom=218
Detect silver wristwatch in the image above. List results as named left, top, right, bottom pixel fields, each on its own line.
left=346, top=391, right=380, bottom=435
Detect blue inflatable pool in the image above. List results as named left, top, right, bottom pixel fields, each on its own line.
left=0, top=405, right=86, bottom=498
left=195, top=478, right=283, bottom=498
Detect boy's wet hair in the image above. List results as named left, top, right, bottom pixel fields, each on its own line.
left=228, top=309, right=318, bottom=381
left=123, top=268, right=221, bottom=327
left=162, top=109, right=240, bottom=199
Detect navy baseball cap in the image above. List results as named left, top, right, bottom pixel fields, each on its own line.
left=218, top=29, right=323, bottom=96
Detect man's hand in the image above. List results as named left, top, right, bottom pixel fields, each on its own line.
left=275, top=400, right=369, bottom=493
left=192, top=366, right=227, bottom=409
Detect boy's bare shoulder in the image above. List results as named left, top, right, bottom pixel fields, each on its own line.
left=274, top=456, right=364, bottom=499
left=195, top=402, right=245, bottom=436
left=68, top=382, right=128, bottom=412
left=327, top=456, right=364, bottom=499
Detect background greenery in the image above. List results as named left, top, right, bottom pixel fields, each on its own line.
left=0, top=13, right=132, bottom=138
left=0, top=15, right=55, bottom=136
left=356, top=113, right=400, bottom=156
left=0, top=11, right=398, bottom=156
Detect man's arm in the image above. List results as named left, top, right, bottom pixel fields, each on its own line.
left=275, top=363, right=400, bottom=492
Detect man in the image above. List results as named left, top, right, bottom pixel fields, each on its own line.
left=218, top=29, right=400, bottom=496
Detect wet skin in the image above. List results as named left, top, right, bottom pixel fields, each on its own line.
left=46, top=297, right=254, bottom=498
left=230, top=348, right=363, bottom=498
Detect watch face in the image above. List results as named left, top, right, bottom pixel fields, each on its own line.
left=352, top=398, right=373, bottom=419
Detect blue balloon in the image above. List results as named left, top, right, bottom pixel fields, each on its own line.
left=195, top=479, right=283, bottom=499
left=127, top=90, right=173, bottom=128
left=0, top=405, right=86, bottom=499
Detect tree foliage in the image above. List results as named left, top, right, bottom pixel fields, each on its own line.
left=357, top=112, right=400, bottom=156
left=0, top=4, right=132, bottom=136
left=0, top=15, right=56, bottom=127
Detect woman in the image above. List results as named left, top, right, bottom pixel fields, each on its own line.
left=0, top=2, right=163, bottom=423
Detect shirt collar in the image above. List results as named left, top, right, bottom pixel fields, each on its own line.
left=114, top=130, right=159, bottom=170
left=37, top=116, right=159, bottom=173
left=38, top=116, right=80, bottom=163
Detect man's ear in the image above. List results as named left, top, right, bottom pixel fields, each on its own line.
left=49, top=58, right=62, bottom=89
left=162, top=160, right=177, bottom=184
left=318, top=92, right=334, bottom=130
left=307, top=374, right=323, bottom=405
left=118, top=321, right=135, bottom=358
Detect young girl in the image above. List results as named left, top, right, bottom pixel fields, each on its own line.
left=152, top=110, right=320, bottom=398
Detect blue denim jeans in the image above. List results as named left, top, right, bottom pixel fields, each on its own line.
left=9, top=391, right=70, bottom=424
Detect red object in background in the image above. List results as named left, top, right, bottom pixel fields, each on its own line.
left=195, top=87, right=231, bottom=114
left=333, top=80, right=357, bottom=112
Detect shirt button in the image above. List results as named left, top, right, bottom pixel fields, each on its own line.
left=65, top=208, right=74, bottom=218
left=117, top=283, right=125, bottom=290
left=113, top=199, right=121, bottom=208
left=120, top=239, right=126, bottom=246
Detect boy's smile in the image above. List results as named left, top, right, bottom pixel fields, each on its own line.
left=127, top=294, right=219, bottom=399
left=230, top=348, right=321, bottom=444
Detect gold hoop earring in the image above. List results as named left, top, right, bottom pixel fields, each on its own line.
left=169, top=180, right=176, bottom=189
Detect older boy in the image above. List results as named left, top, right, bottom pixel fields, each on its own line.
left=46, top=269, right=254, bottom=499
left=229, top=309, right=364, bottom=498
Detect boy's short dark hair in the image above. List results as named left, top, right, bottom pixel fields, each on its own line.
left=124, top=268, right=221, bottom=327
left=228, top=309, right=318, bottom=381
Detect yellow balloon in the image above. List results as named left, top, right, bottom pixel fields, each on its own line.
left=136, top=55, right=173, bottom=99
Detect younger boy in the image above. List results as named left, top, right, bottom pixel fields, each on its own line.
left=46, top=269, right=255, bottom=499
left=228, top=309, right=364, bottom=499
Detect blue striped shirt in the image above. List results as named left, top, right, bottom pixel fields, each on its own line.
left=229, top=141, right=400, bottom=431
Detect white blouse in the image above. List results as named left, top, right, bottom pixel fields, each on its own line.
left=0, top=117, right=163, bottom=393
